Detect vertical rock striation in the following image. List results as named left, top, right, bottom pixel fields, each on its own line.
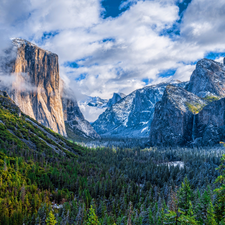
left=194, top=98, right=225, bottom=146
left=186, top=58, right=225, bottom=98
left=149, top=85, right=207, bottom=146
left=7, top=38, right=66, bottom=136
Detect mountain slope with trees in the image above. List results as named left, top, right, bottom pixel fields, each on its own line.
left=1, top=90, right=225, bottom=224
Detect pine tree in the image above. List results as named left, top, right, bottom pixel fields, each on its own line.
left=215, top=155, right=225, bottom=222
left=178, top=202, right=198, bottom=225
left=178, top=177, right=193, bottom=216
left=206, top=202, right=217, bottom=225
left=46, top=211, right=57, bottom=225
left=86, top=205, right=100, bottom=225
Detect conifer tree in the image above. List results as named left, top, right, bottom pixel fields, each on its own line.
left=206, top=201, right=217, bottom=225
left=46, top=211, right=57, bottom=225
left=86, top=205, right=100, bottom=225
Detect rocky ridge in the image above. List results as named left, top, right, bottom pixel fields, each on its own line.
left=92, top=81, right=188, bottom=138
left=150, top=58, right=225, bottom=146
left=79, top=92, right=126, bottom=109
left=194, top=97, right=225, bottom=146
left=186, top=58, right=225, bottom=98
left=149, top=85, right=207, bottom=146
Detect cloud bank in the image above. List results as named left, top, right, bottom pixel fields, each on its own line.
left=0, top=0, right=225, bottom=121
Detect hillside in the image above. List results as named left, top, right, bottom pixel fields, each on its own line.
left=1, top=91, right=225, bottom=224
left=0, top=91, right=84, bottom=158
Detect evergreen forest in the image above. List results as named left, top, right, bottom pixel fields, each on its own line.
left=1, top=95, right=225, bottom=224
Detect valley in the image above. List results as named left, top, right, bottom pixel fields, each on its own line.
left=0, top=40, right=225, bottom=224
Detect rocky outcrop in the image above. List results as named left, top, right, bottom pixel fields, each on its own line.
left=62, top=89, right=100, bottom=139
left=2, top=38, right=66, bottom=136
left=193, top=98, right=225, bottom=146
left=186, top=58, right=225, bottom=98
left=149, top=85, right=207, bottom=146
left=92, top=81, right=188, bottom=138
left=107, top=93, right=125, bottom=108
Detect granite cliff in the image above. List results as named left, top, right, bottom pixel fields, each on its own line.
left=150, top=58, right=225, bottom=146
left=149, top=85, right=206, bottom=146
left=186, top=58, right=225, bottom=98
left=3, top=38, right=67, bottom=136
left=194, top=97, right=225, bottom=146
left=0, top=38, right=99, bottom=139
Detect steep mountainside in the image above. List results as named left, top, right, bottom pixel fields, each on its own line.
left=92, top=81, right=187, bottom=138
left=2, top=38, right=67, bottom=136
left=0, top=90, right=84, bottom=158
left=149, top=58, right=225, bottom=146
left=149, top=85, right=207, bottom=146
left=0, top=38, right=99, bottom=140
left=194, top=97, right=225, bottom=146
left=62, top=89, right=100, bottom=139
left=186, top=58, right=225, bottom=98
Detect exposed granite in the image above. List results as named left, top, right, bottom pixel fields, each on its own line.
left=7, top=38, right=66, bottom=136
left=186, top=58, right=225, bottom=98
left=194, top=97, right=225, bottom=146
left=92, top=81, right=188, bottom=138
left=149, top=85, right=207, bottom=146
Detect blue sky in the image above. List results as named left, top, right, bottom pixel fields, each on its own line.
left=101, top=0, right=193, bottom=18
left=1, top=0, right=225, bottom=121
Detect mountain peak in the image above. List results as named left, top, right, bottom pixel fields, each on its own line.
left=186, top=58, right=225, bottom=98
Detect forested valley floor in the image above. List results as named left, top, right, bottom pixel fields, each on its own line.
left=1, top=99, right=225, bottom=224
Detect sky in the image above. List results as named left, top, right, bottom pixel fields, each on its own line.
left=0, top=0, right=225, bottom=121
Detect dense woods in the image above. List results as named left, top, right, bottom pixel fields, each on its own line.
left=1, top=97, right=225, bottom=224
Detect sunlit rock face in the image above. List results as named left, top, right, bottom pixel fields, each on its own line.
left=92, top=81, right=188, bottom=138
left=149, top=85, right=207, bottom=146
left=186, top=58, right=225, bottom=98
left=6, top=38, right=67, bottom=136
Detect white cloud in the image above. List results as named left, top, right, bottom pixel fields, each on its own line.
left=78, top=103, right=106, bottom=122
left=1, top=0, right=225, bottom=121
left=215, top=57, right=225, bottom=64
left=41, top=0, right=180, bottom=99
left=181, top=0, right=225, bottom=51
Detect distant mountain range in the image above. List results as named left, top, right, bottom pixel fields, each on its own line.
left=92, top=58, right=225, bottom=146
left=92, top=80, right=187, bottom=138
left=79, top=92, right=126, bottom=109
left=1, top=38, right=225, bottom=146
